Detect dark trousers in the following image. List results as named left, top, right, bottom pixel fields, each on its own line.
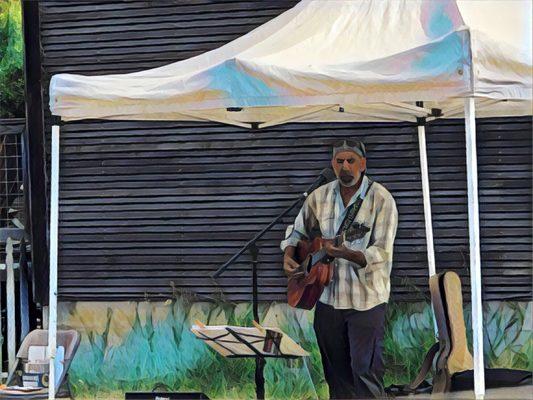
left=313, top=301, right=387, bottom=399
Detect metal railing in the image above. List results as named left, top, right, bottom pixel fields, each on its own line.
left=0, top=121, right=29, bottom=381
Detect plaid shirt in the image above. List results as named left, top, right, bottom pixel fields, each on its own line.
left=280, top=175, right=398, bottom=310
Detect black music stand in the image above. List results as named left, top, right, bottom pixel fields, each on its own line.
left=191, top=322, right=309, bottom=399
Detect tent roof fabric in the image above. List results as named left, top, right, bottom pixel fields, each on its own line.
left=49, top=0, right=532, bottom=126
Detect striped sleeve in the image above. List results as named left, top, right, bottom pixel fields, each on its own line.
left=280, top=193, right=320, bottom=252
left=363, top=192, right=398, bottom=273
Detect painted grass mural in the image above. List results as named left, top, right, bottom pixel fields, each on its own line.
left=57, top=299, right=531, bottom=399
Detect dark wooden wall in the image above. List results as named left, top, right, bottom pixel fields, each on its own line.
left=37, top=1, right=532, bottom=302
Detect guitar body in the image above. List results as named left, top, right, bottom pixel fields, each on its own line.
left=287, top=237, right=334, bottom=310
left=285, top=215, right=369, bottom=310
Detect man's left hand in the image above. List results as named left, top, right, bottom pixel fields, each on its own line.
left=322, top=239, right=367, bottom=268
left=323, top=240, right=349, bottom=259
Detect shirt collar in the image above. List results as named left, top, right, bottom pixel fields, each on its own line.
left=333, top=174, right=369, bottom=201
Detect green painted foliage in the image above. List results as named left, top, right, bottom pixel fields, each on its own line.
left=57, top=300, right=532, bottom=399
left=0, top=0, right=24, bottom=118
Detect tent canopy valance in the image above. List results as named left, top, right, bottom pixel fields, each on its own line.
left=49, top=0, right=532, bottom=126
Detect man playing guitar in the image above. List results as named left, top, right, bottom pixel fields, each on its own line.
left=281, top=139, right=398, bottom=399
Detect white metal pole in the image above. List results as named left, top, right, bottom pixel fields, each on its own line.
left=417, top=124, right=437, bottom=275
left=464, top=98, right=485, bottom=398
left=6, top=237, right=16, bottom=373
left=48, top=124, right=60, bottom=400
left=417, top=123, right=438, bottom=335
left=0, top=267, right=2, bottom=381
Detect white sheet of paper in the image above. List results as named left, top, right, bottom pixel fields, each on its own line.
left=28, top=345, right=48, bottom=362
left=190, top=325, right=308, bottom=358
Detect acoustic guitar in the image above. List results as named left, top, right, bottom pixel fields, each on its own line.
left=287, top=223, right=369, bottom=310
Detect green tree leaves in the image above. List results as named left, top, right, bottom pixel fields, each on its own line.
left=0, top=0, right=24, bottom=118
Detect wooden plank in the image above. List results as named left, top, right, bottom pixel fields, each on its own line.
left=40, top=2, right=294, bottom=23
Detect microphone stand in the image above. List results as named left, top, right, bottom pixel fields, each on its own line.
left=211, top=171, right=332, bottom=399
left=213, top=169, right=334, bottom=279
left=212, top=195, right=306, bottom=279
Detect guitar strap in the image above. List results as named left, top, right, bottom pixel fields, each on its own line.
left=335, top=178, right=374, bottom=237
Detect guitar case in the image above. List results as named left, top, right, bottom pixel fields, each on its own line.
left=387, top=271, right=531, bottom=396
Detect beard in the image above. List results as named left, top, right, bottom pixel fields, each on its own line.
left=338, top=172, right=357, bottom=187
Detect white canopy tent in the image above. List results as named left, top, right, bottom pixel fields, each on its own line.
left=46, top=0, right=532, bottom=398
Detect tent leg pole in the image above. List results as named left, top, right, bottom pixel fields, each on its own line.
left=6, top=238, right=16, bottom=374
left=417, top=122, right=438, bottom=335
left=48, top=124, right=60, bottom=400
left=464, top=98, right=485, bottom=398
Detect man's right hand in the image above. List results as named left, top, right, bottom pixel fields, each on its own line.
left=283, top=253, right=301, bottom=278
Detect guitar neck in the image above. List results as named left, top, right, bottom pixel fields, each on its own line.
left=310, top=248, right=328, bottom=267
left=309, top=234, right=343, bottom=267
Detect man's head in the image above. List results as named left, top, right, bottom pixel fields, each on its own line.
left=331, top=139, right=366, bottom=187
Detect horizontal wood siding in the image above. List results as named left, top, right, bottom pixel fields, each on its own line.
left=427, top=117, right=531, bottom=301
left=38, top=1, right=531, bottom=302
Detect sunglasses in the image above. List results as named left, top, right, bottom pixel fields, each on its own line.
left=331, top=139, right=366, bottom=156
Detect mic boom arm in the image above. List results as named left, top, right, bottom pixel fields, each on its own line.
left=211, top=168, right=335, bottom=279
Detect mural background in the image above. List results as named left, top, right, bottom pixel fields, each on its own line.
left=56, top=299, right=532, bottom=399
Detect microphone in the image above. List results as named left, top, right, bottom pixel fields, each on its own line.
left=304, top=168, right=336, bottom=197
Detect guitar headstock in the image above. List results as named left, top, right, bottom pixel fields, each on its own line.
left=340, top=223, right=371, bottom=243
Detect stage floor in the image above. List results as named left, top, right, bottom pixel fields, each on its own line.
left=397, top=385, right=533, bottom=399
